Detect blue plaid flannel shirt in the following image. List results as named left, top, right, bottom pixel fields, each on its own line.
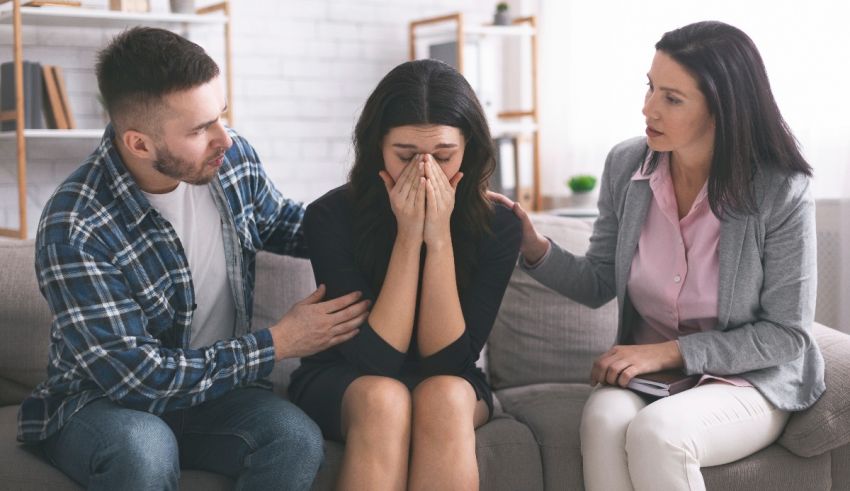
left=18, top=126, right=307, bottom=442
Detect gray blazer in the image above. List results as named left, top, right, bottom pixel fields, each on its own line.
left=525, top=136, right=824, bottom=411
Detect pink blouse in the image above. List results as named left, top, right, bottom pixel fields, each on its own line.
left=628, top=152, right=750, bottom=387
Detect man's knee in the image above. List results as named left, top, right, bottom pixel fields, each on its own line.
left=258, top=398, right=325, bottom=467
left=106, top=414, right=180, bottom=475
left=97, top=412, right=180, bottom=485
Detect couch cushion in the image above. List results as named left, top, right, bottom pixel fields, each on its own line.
left=496, top=382, right=591, bottom=491
left=488, top=214, right=618, bottom=389
left=473, top=414, right=545, bottom=491
left=0, top=240, right=52, bottom=406
left=253, top=251, right=318, bottom=397
left=832, top=443, right=850, bottom=491
left=702, top=443, right=831, bottom=491
left=779, top=323, right=850, bottom=457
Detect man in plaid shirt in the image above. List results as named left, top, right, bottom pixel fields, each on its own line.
left=17, top=28, right=369, bottom=490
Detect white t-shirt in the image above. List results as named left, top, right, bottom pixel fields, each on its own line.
left=143, top=182, right=236, bottom=349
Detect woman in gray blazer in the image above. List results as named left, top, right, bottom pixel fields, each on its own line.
left=493, top=21, right=823, bottom=491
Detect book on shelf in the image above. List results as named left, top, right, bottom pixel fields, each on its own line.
left=41, top=64, right=74, bottom=130
left=51, top=66, right=75, bottom=129
left=626, top=369, right=700, bottom=398
left=0, top=60, right=45, bottom=131
left=0, top=61, right=75, bottom=132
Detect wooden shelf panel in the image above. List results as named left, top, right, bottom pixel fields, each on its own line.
left=0, top=6, right=227, bottom=28
left=0, top=128, right=103, bottom=139
left=413, top=23, right=535, bottom=41
left=490, top=120, right=537, bottom=137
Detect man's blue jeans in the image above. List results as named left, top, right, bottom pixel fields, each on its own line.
left=42, top=387, right=324, bottom=491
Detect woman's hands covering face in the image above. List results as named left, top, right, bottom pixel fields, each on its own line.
left=423, top=154, right=462, bottom=247
left=378, top=154, right=462, bottom=246
left=379, top=155, right=426, bottom=243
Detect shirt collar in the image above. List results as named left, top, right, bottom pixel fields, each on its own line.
left=632, top=149, right=711, bottom=214
left=99, top=124, right=157, bottom=230
left=631, top=148, right=665, bottom=182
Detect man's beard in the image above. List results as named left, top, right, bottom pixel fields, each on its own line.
left=153, top=144, right=222, bottom=186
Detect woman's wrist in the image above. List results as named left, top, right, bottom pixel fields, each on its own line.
left=523, top=235, right=550, bottom=265
left=425, top=237, right=452, bottom=253
left=663, top=340, right=684, bottom=369
left=395, top=230, right=423, bottom=248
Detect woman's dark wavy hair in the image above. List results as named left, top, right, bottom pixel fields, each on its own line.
left=348, top=59, right=495, bottom=293
left=644, top=21, right=812, bottom=217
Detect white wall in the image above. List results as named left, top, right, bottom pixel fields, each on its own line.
left=533, top=0, right=850, bottom=201
left=0, top=0, right=495, bottom=235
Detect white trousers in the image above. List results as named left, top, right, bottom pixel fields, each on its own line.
left=579, top=383, right=789, bottom=491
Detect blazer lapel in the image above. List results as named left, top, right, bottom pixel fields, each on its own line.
left=717, top=214, right=749, bottom=329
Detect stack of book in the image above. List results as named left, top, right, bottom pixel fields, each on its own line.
left=0, top=61, right=75, bottom=131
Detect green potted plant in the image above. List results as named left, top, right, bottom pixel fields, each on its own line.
left=567, top=174, right=598, bottom=207
left=494, top=2, right=510, bottom=26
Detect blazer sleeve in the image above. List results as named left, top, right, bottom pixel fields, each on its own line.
left=678, top=173, right=817, bottom=375
left=303, top=196, right=407, bottom=376
left=521, top=144, right=622, bottom=308
left=418, top=206, right=522, bottom=375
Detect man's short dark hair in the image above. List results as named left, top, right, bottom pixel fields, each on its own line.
left=96, top=27, right=220, bottom=133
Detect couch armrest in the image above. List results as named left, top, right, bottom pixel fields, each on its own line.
left=778, top=323, right=850, bottom=457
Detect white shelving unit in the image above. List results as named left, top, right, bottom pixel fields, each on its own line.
left=0, top=5, right=226, bottom=28
left=409, top=12, right=541, bottom=210
left=0, top=128, right=103, bottom=139
left=0, top=0, right=232, bottom=239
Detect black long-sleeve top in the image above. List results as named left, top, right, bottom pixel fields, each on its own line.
left=291, top=185, right=522, bottom=382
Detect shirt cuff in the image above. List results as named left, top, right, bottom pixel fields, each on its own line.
left=520, top=238, right=553, bottom=270
left=247, top=328, right=277, bottom=381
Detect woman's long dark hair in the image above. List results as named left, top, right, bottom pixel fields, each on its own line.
left=349, top=59, right=495, bottom=294
left=644, top=21, right=812, bottom=217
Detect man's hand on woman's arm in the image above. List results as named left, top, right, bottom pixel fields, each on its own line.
left=269, top=284, right=370, bottom=360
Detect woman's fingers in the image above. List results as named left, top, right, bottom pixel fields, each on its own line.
left=425, top=176, right=437, bottom=212
left=406, top=163, right=424, bottom=210
left=486, top=190, right=515, bottom=208
left=425, top=156, right=455, bottom=209
left=415, top=176, right=427, bottom=212
left=399, top=158, right=422, bottom=202
left=428, top=156, right=452, bottom=193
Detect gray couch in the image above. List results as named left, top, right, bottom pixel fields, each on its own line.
left=2, top=214, right=849, bottom=490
